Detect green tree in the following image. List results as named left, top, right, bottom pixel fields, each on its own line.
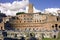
left=16, top=12, right=25, bottom=15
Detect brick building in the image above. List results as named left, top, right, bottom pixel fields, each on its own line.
left=8, top=4, right=60, bottom=39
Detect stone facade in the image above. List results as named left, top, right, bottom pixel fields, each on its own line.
left=0, top=22, right=4, bottom=30
left=0, top=16, right=12, bottom=30
left=0, top=18, right=5, bottom=30
left=9, top=12, right=60, bottom=39
left=0, top=3, right=60, bottom=40
left=0, top=3, right=59, bottom=39
left=10, top=13, right=60, bottom=31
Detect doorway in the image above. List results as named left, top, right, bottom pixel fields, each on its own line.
left=54, top=35, right=56, bottom=38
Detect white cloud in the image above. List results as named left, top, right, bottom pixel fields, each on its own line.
left=0, top=0, right=29, bottom=16
left=44, top=8, right=60, bottom=16
left=33, top=7, right=41, bottom=13
left=45, top=8, right=60, bottom=13
left=0, top=0, right=41, bottom=16
left=0, top=0, right=29, bottom=10
left=0, top=0, right=60, bottom=16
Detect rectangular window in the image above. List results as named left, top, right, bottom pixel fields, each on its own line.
left=27, top=18, right=29, bottom=20
left=24, top=18, right=26, bottom=20
left=28, top=21, right=32, bottom=22
left=20, top=21, right=21, bottom=23
left=30, top=18, right=33, bottom=20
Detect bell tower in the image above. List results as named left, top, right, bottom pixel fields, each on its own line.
left=28, top=3, right=33, bottom=13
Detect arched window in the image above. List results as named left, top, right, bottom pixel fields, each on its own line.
left=59, top=26, right=60, bottom=28
left=1, top=27, right=3, bottom=30
left=29, top=28, right=31, bottom=31
left=15, top=34, right=17, bottom=37
left=54, top=35, right=56, bottom=38
left=40, top=20, right=41, bottom=22
left=52, top=25, right=54, bottom=28
left=20, top=21, right=21, bottom=23
left=37, top=20, right=38, bottom=22
left=55, top=24, right=58, bottom=27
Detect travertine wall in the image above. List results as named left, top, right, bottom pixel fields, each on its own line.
left=0, top=23, right=4, bottom=30
left=10, top=13, right=60, bottom=31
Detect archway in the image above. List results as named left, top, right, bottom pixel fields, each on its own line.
left=30, top=33, right=35, bottom=37
left=54, top=35, right=56, bottom=38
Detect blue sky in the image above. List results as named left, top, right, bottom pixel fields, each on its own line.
left=0, top=0, right=60, bottom=10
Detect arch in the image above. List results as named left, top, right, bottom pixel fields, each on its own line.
left=54, top=35, right=56, bottom=38
left=15, top=34, right=17, bottom=37
left=52, top=25, right=54, bottom=28
left=59, top=25, right=60, bottom=28
left=30, top=33, right=35, bottom=37
left=57, top=17, right=58, bottom=21
left=55, top=24, right=58, bottom=27
left=1, top=26, right=3, bottom=30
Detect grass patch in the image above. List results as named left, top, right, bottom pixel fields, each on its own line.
left=42, top=38, right=57, bottom=40
left=42, top=37, right=60, bottom=40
